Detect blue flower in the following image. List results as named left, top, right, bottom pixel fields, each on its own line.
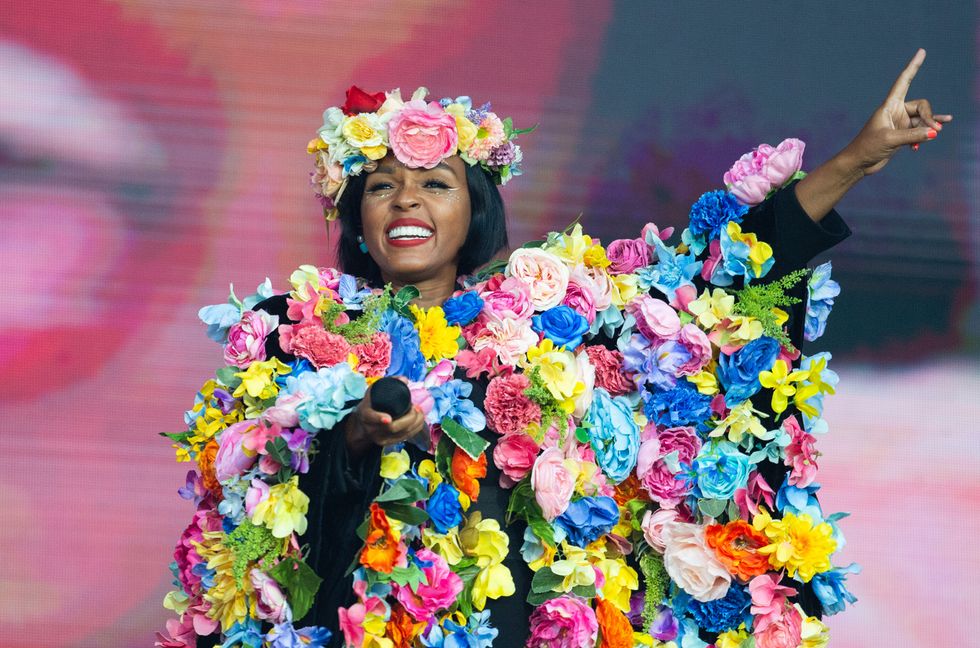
left=686, top=582, right=751, bottom=633
left=443, top=291, right=485, bottom=326
left=718, top=224, right=774, bottom=284
left=586, top=388, right=640, bottom=483
left=643, top=381, right=713, bottom=431
left=343, top=154, right=368, bottom=175
left=717, top=336, right=780, bottom=406
left=693, top=441, right=750, bottom=500
left=429, top=379, right=486, bottom=432
left=554, top=496, right=620, bottom=547
left=337, top=273, right=373, bottom=310
left=688, top=190, right=749, bottom=242
left=623, top=335, right=689, bottom=392
left=427, top=483, right=463, bottom=533
left=532, top=305, right=590, bottom=350
left=640, top=238, right=702, bottom=303
left=266, top=619, right=332, bottom=648
left=776, top=478, right=823, bottom=519
left=198, top=302, right=241, bottom=344
left=282, top=364, right=367, bottom=431
left=381, top=312, right=426, bottom=381
left=805, top=262, right=840, bottom=342
left=423, top=610, right=498, bottom=648
left=276, top=357, right=314, bottom=388
left=221, top=618, right=264, bottom=648
left=811, top=563, right=860, bottom=616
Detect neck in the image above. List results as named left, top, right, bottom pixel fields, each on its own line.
left=383, top=268, right=458, bottom=308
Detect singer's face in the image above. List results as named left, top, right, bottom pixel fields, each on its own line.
left=359, top=154, right=471, bottom=287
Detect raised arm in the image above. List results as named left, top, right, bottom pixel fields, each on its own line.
left=795, top=48, right=952, bottom=222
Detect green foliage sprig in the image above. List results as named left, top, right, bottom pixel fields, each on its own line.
left=732, top=268, right=809, bottom=350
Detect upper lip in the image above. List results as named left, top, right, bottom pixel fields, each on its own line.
left=385, top=218, right=434, bottom=235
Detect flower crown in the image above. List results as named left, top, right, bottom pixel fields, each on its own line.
left=308, top=86, right=532, bottom=221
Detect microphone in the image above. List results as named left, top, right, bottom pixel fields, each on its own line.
left=369, top=377, right=413, bottom=419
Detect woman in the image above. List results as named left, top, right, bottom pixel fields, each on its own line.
left=176, top=50, right=948, bottom=648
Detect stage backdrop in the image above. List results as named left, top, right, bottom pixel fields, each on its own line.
left=2, top=2, right=978, bottom=646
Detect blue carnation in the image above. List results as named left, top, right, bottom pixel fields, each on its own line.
left=717, top=336, right=780, bottom=406
left=643, top=381, right=713, bottom=431
left=686, top=582, right=751, bottom=633
left=282, top=364, right=367, bottom=431
left=693, top=441, right=750, bottom=500
left=532, top=305, right=590, bottom=350
left=688, top=190, right=749, bottom=241
left=811, top=563, right=860, bottom=616
left=381, top=312, right=426, bottom=381
left=554, top=496, right=620, bottom=547
left=427, top=483, right=463, bottom=533
left=586, top=388, right=640, bottom=483
left=429, top=379, right=486, bottom=432
left=442, top=291, right=485, bottom=326
left=805, top=261, right=840, bottom=342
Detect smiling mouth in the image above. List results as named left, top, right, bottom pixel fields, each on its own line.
left=385, top=219, right=434, bottom=244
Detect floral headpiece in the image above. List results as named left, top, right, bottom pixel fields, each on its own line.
left=308, top=86, right=532, bottom=221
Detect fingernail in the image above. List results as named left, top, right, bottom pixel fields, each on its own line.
left=934, top=122, right=942, bottom=131
left=927, top=129, right=937, bottom=139
left=381, top=415, right=392, bottom=424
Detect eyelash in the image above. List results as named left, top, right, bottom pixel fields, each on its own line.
left=366, top=180, right=450, bottom=193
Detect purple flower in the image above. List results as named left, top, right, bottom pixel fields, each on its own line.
left=623, top=335, right=690, bottom=392
left=283, top=428, right=313, bottom=473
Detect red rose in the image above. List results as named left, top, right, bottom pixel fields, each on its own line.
left=341, top=85, right=386, bottom=115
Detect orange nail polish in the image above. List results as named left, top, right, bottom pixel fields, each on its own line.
left=927, top=129, right=937, bottom=139
left=381, top=415, right=391, bottom=424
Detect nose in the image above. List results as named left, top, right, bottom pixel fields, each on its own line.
left=393, top=184, right=421, bottom=210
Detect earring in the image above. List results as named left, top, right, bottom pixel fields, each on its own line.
left=356, top=235, right=368, bottom=254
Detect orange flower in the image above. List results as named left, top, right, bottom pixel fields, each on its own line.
left=451, top=447, right=487, bottom=502
left=360, top=503, right=403, bottom=574
left=705, top=519, right=770, bottom=581
left=596, top=597, right=633, bottom=648
left=386, top=604, right=426, bottom=648
left=197, top=438, right=223, bottom=499
left=613, top=473, right=645, bottom=506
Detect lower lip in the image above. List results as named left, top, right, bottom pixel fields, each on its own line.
left=387, top=236, right=432, bottom=248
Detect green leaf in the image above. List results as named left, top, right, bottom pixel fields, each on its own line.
left=215, top=366, right=242, bottom=389
left=378, top=502, right=429, bottom=526
left=390, top=564, right=427, bottom=591
left=159, top=431, right=190, bottom=442
left=268, top=557, right=322, bottom=622
left=726, top=499, right=741, bottom=523
left=519, top=239, right=545, bottom=249
left=393, top=285, right=421, bottom=317
left=440, top=417, right=489, bottom=461
left=511, top=124, right=537, bottom=136
left=574, top=426, right=590, bottom=444
left=472, top=259, right=508, bottom=282
left=265, top=437, right=291, bottom=467
left=435, top=435, right=455, bottom=481
left=698, top=498, right=727, bottom=519
left=570, top=584, right=597, bottom=599
left=530, top=568, right=565, bottom=593
left=374, top=479, right=427, bottom=504
left=507, top=479, right=556, bottom=546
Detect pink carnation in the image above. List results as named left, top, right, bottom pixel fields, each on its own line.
left=494, top=432, right=541, bottom=487
left=484, top=373, right=541, bottom=436
left=353, top=332, right=392, bottom=378
left=526, top=595, right=598, bottom=648
left=279, top=320, right=351, bottom=368
left=224, top=310, right=277, bottom=368
left=661, top=522, right=731, bottom=602
left=606, top=237, right=650, bottom=274
left=531, top=447, right=576, bottom=520
left=627, top=294, right=681, bottom=344
left=387, top=100, right=459, bottom=169
left=783, top=415, right=819, bottom=487
left=392, top=549, right=463, bottom=622
left=173, top=508, right=222, bottom=595
left=584, top=345, right=634, bottom=396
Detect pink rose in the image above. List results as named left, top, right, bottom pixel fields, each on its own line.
left=224, top=310, right=278, bottom=368
left=154, top=616, right=197, bottom=648
left=762, top=138, right=805, bottom=187
left=263, top=392, right=301, bottom=428
left=675, top=324, right=712, bottom=375
left=627, top=295, right=681, bottom=344
left=562, top=278, right=597, bottom=325
left=585, top=345, right=634, bottom=396
left=479, top=276, right=534, bottom=321
left=484, top=373, right=541, bottom=436
left=636, top=426, right=701, bottom=507
left=244, top=478, right=270, bottom=517
left=506, top=248, right=570, bottom=311
left=641, top=508, right=681, bottom=554
left=526, top=595, right=598, bottom=648
left=729, top=173, right=772, bottom=206
left=214, top=420, right=259, bottom=481
left=723, top=152, right=758, bottom=186
left=387, top=100, right=459, bottom=169
left=392, top=548, right=463, bottom=622
left=754, top=608, right=803, bottom=648
left=352, top=332, right=392, bottom=378
left=250, top=568, right=288, bottom=623
left=606, top=238, right=650, bottom=274
left=661, top=522, right=732, bottom=602
left=493, top=432, right=541, bottom=487
left=279, top=320, right=351, bottom=368
left=575, top=264, right=613, bottom=312
left=531, top=447, right=576, bottom=520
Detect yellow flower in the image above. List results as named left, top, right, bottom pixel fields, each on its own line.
left=758, top=359, right=809, bottom=414
left=772, top=307, right=789, bottom=326
left=710, top=401, right=768, bottom=443
left=162, top=589, right=189, bottom=615
left=342, top=113, right=387, bottom=160
left=688, top=369, right=719, bottom=396
left=307, top=136, right=329, bottom=154
left=715, top=624, right=751, bottom=648
left=195, top=531, right=250, bottom=632
left=800, top=608, right=830, bottom=647
left=380, top=449, right=410, bottom=480
left=726, top=222, right=773, bottom=277
left=633, top=635, right=677, bottom=648
left=609, top=273, right=639, bottom=308
left=418, top=459, right=443, bottom=493
left=233, top=358, right=292, bottom=400
left=527, top=539, right=557, bottom=572
left=422, top=529, right=464, bottom=565
left=523, top=338, right=583, bottom=410
left=251, top=476, right=310, bottom=538
left=545, top=224, right=593, bottom=265
left=754, top=511, right=836, bottom=582
left=583, top=244, right=611, bottom=269
left=597, top=558, right=639, bottom=612
left=459, top=512, right=509, bottom=567
left=688, top=288, right=735, bottom=329
left=471, top=562, right=516, bottom=610
left=410, top=304, right=461, bottom=361
left=289, top=264, right=325, bottom=300
left=444, top=103, right=478, bottom=152
left=550, top=544, right=596, bottom=592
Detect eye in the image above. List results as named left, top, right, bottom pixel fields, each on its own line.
left=366, top=182, right=393, bottom=193
left=424, top=179, right=450, bottom=189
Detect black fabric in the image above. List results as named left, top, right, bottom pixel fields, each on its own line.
left=198, top=180, right=849, bottom=647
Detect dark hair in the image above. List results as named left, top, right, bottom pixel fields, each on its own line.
left=336, top=163, right=508, bottom=285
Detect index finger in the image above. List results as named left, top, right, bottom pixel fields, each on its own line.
left=886, top=48, right=926, bottom=102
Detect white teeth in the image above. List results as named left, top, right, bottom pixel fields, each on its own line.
left=387, top=226, right=433, bottom=240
